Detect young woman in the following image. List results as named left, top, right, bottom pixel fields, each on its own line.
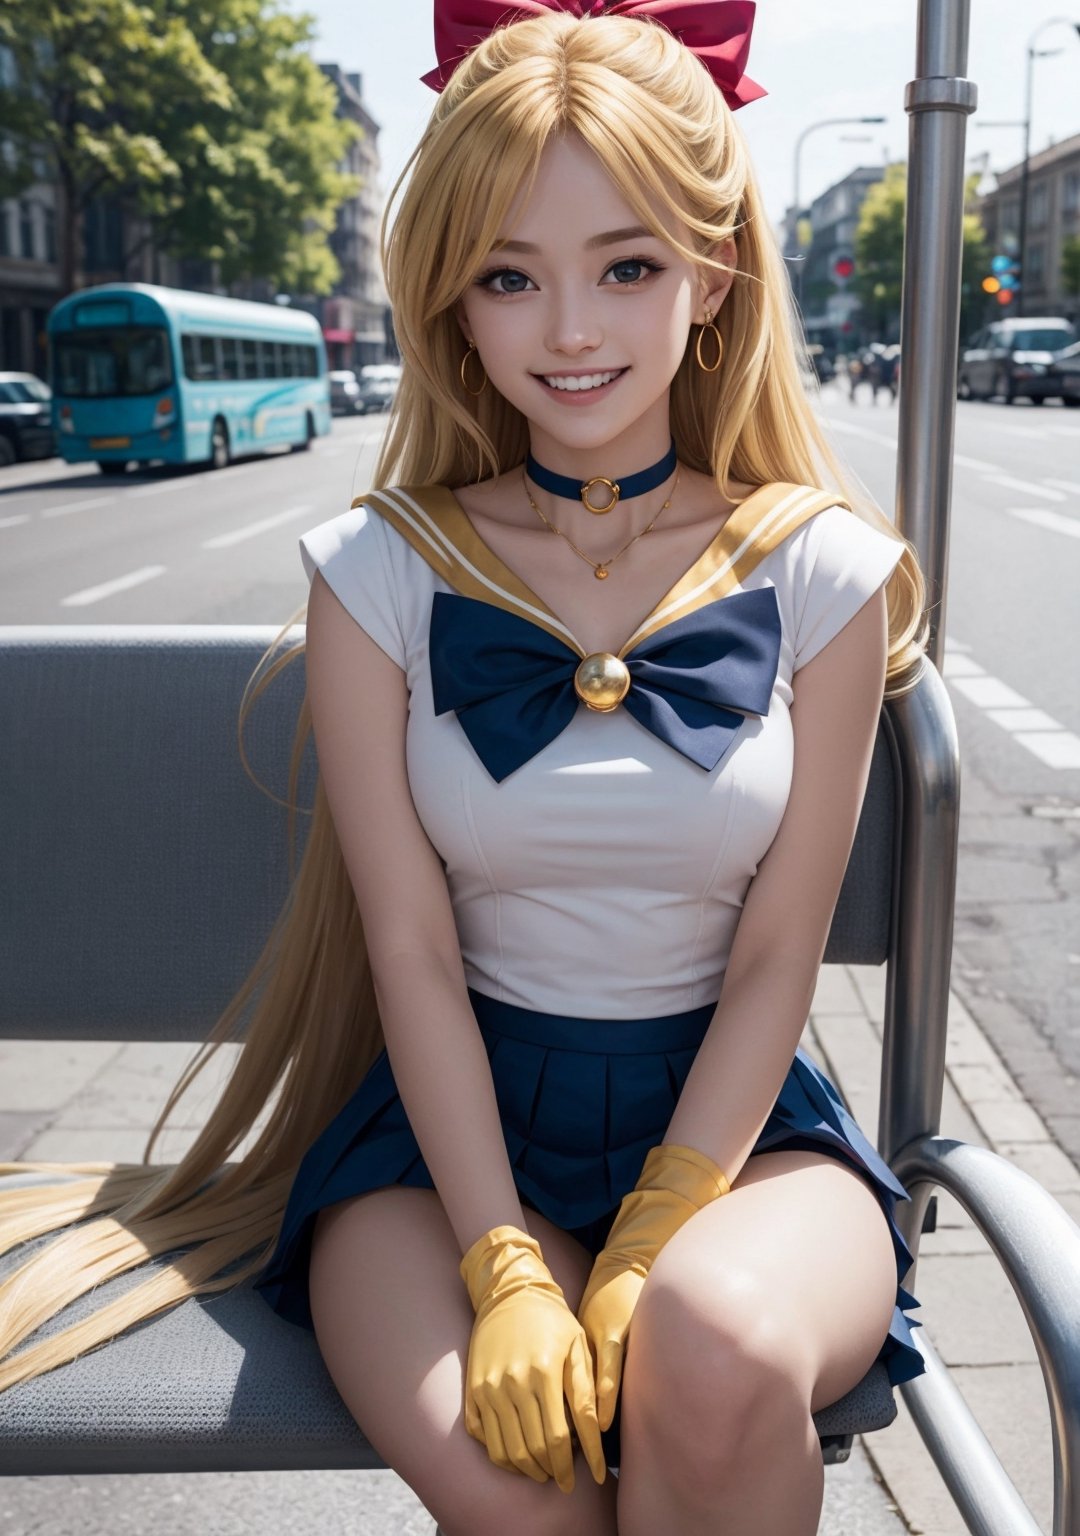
left=1, top=4, right=929, bottom=1533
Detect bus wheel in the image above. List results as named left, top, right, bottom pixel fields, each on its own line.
left=209, top=418, right=230, bottom=470
left=292, top=412, right=315, bottom=453
left=98, top=461, right=128, bottom=476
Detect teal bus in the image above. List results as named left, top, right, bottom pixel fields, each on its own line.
left=46, top=283, right=331, bottom=474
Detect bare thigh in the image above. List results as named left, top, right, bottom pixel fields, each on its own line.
left=308, top=1186, right=618, bottom=1536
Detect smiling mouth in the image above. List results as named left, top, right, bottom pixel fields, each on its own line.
left=534, top=368, right=629, bottom=393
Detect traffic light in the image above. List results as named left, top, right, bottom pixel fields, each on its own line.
left=833, top=253, right=855, bottom=284
left=984, top=252, right=1020, bottom=303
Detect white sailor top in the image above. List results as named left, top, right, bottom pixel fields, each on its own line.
left=299, top=482, right=907, bottom=1021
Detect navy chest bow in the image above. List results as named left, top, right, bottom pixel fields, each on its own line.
left=429, top=586, right=782, bottom=782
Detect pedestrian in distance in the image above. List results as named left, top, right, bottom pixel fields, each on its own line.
left=0, top=3, right=931, bottom=1532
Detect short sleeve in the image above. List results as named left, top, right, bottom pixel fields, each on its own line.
left=298, top=502, right=407, bottom=670
left=793, top=504, right=906, bottom=672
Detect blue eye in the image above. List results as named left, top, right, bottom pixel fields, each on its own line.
left=608, top=259, right=660, bottom=284
left=475, top=268, right=534, bottom=296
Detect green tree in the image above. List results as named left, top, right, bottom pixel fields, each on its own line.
left=0, top=0, right=358, bottom=296
left=852, top=164, right=989, bottom=339
left=1063, top=235, right=1080, bottom=298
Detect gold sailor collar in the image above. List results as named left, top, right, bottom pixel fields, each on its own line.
left=351, top=480, right=851, bottom=661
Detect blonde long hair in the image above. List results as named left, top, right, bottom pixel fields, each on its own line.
left=0, top=9, right=927, bottom=1393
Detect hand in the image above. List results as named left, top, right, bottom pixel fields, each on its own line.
left=577, top=1143, right=732, bottom=1431
left=459, top=1224, right=607, bottom=1493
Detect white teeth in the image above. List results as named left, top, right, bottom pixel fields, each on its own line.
left=542, top=370, right=622, bottom=392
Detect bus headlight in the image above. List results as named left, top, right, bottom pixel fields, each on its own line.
left=59, top=406, right=74, bottom=434
left=155, top=396, right=177, bottom=426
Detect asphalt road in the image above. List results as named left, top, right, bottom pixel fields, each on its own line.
left=815, top=383, right=1080, bottom=1164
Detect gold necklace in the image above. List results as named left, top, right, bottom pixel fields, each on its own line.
left=522, top=465, right=680, bottom=580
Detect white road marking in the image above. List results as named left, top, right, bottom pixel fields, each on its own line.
left=1042, top=478, right=1080, bottom=496
left=985, top=707, right=1062, bottom=732
left=984, top=475, right=1065, bottom=501
left=953, top=453, right=1002, bottom=473
left=1013, top=733, right=1080, bottom=769
left=41, top=497, right=113, bottom=520
left=1005, top=507, right=1080, bottom=538
left=996, top=424, right=1051, bottom=440
left=949, top=676, right=1030, bottom=710
left=940, top=652, right=983, bottom=676
left=0, top=512, right=32, bottom=529
left=60, top=565, right=167, bottom=607
left=818, top=417, right=897, bottom=449
left=202, top=504, right=315, bottom=549
left=943, top=639, right=1079, bottom=771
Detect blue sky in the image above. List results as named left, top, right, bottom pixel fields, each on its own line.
left=291, top=1, right=1079, bottom=229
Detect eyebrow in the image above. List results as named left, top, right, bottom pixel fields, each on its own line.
left=491, top=225, right=657, bottom=255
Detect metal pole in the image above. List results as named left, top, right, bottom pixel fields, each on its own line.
left=895, top=1, right=977, bottom=669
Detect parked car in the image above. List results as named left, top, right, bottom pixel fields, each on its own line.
left=0, top=372, right=55, bottom=466
left=357, top=364, right=400, bottom=414
left=1047, top=339, right=1080, bottom=409
left=329, top=369, right=363, bottom=415
left=957, top=317, right=1078, bottom=404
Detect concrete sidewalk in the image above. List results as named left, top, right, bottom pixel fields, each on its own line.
left=1, top=962, right=1076, bottom=1534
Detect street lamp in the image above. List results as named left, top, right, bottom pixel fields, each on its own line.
left=1016, top=17, right=1080, bottom=315
left=792, top=117, right=887, bottom=313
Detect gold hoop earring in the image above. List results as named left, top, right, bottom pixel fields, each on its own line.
left=695, top=312, right=724, bottom=373
left=460, top=342, right=487, bottom=396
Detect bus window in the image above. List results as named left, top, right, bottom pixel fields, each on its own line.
left=281, top=344, right=299, bottom=379
left=196, top=336, right=217, bottom=381
left=53, top=328, right=172, bottom=397
left=301, top=345, right=318, bottom=377
left=260, top=342, right=281, bottom=379
left=221, top=337, right=240, bottom=381
left=240, top=339, right=258, bottom=379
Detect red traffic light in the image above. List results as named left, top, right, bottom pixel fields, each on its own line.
left=833, top=255, right=855, bottom=280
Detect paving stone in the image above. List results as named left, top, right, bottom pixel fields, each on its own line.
left=947, top=1061, right=1026, bottom=1104
left=993, top=1139, right=1080, bottom=1195
left=847, top=963, right=887, bottom=1026
left=813, top=965, right=868, bottom=1015
left=819, top=1437, right=908, bottom=1533
left=911, top=1254, right=1040, bottom=1367
left=0, top=1041, right=123, bottom=1113
left=964, top=1096, right=1051, bottom=1146
left=862, top=1393, right=970, bottom=1536
left=810, top=1011, right=887, bottom=1144
left=939, top=1076, right=985, bottom=1149
left=0, top=1110, right=51, bottom=1161
left=944, top=1363, right=1054, bottom=1534
left=19, top=1125, right=202, bottom=1164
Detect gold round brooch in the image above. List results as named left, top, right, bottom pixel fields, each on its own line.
left=573, top=653, right=631, bottom=712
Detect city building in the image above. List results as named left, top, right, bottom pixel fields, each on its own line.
left=975, top=132, right=1080, bottom=321
left=789, top=165, right=889, bottom=348
left=318, top=65, right=395, bottom=369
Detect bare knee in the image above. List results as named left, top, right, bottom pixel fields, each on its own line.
left=624, top=1268, right=811, bottom=1485
left=435, top=1459, right=615, bottom=1536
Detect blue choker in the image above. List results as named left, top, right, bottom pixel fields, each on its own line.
left=525, top=437, right=678, bottom=515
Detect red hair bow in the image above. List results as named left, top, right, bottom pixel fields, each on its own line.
left=421, top=0, right=766, bottom=111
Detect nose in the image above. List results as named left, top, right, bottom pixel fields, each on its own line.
left=543, top=283, right=604, bottom=358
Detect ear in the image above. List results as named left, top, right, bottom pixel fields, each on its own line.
left=694, top=237, right=738, bottom=325
left=454, top=299, right=474, bottom=347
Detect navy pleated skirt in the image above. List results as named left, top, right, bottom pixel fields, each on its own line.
left=254, top=987, right=925, bottom=1468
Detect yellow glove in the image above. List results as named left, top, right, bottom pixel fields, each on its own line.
left=459, top=1224, right=607, bottom=1493
left=577, top=1143, right=731, bottom=1430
